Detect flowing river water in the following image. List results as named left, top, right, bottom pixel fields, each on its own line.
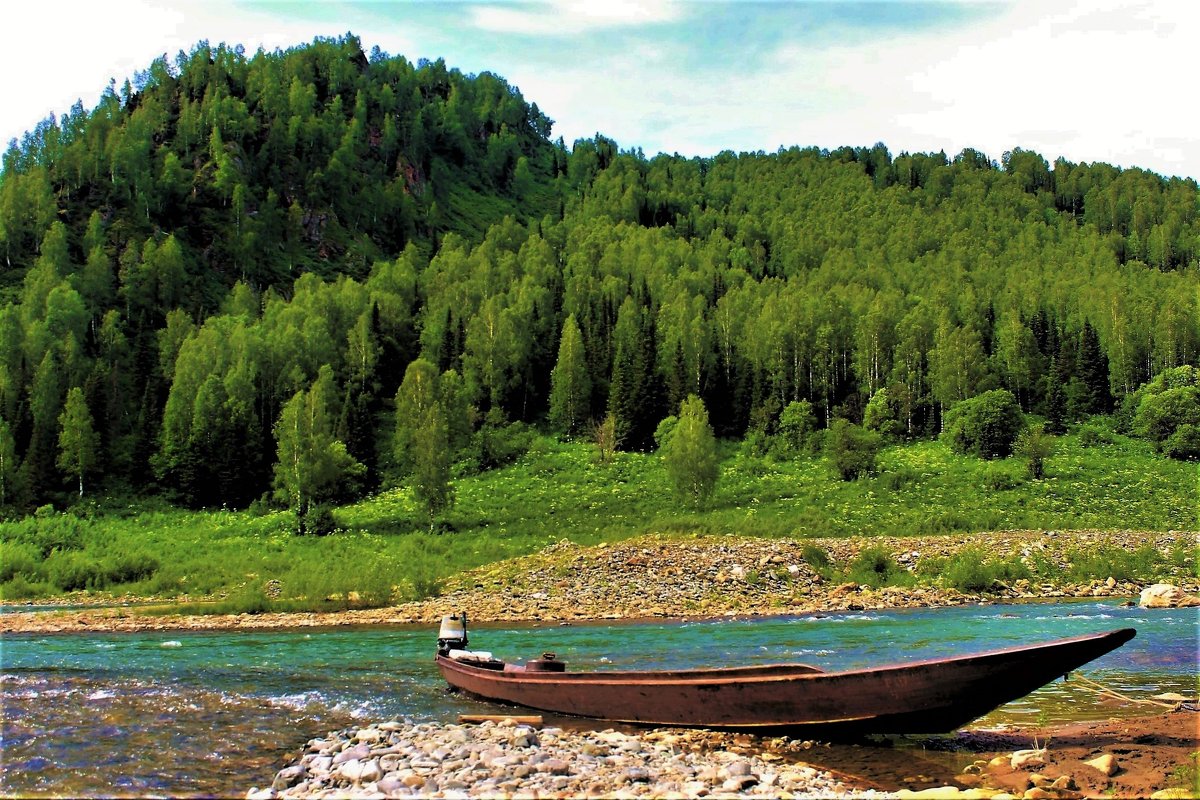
left=1, top=600, right=1195, bottom=797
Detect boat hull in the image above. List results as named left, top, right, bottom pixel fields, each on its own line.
left=437, top=627, right=1136, bottom=734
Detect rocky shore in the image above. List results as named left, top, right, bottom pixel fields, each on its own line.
left=3, top=528, right=1195, bottom=635
left=248, top=709, right=1200, bottom=800
left=247, top=718, right=892, bottom=800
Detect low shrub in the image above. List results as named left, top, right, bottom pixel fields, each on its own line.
left=45, top=550, right=104, bottom=591
left=800, top=543, right=831, bottom=571
left=103, top=552, right=160, bottom=585
left=1076, top=423, right=1114, bottom=447
left=0, top=540, right=43, bottom=583
left=878, top=467, right=921, bottom=492
left=826, top=420, right=882, bottom=481
left=1065, top=544, right=1162, bottom=583
left=847, top=546, right=911, bottom=588
left=981, top=466, right=1021, bottom=491
left=0, top=574, right=53, bottom=600
left=921, top=547, right=1031, bottom=592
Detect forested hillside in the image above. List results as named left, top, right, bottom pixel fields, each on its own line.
left=0, top=34, right=1197, bottom=517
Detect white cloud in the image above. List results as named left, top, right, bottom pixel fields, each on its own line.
left=470, top=0, right=683, bottom=36
left=529, top=0, right=1199, bottom=180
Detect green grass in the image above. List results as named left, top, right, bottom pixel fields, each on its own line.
left=1, top=421, right=1195, bottom=611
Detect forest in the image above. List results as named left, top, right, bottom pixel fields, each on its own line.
left=1, top=33, right=1197, bottom=525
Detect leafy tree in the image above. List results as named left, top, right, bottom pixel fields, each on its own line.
left=863, top=388, right=903, bottom=440
left=775, top=399, right=817, bottom=456
left=410, top=399, right=454, bottom=527
left=56, top=387, right=99, bottom=498
left=942, top=389, right=1025, bottom=459
left=393, top=358, right=456, bottom=526
left=661, top=394, right=719, bottom=505
left=272, top=366, right=365, bottom=534
left=549, top=313, right=590, bottom=436
left=826, top=419, right=882, bottom=481
left=592, top=411, right=619, bottom=465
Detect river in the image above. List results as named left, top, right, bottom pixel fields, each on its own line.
left=1, top=599, right=1195, bottom=797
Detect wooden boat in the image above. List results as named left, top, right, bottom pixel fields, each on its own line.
left=435, top=615, right=1136, bottom=734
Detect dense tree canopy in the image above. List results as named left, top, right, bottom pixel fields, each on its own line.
left=1, top=34, right=1198, bottom=513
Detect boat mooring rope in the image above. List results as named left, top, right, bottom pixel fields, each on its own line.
left=1070, top=673, right=1187, bottom=709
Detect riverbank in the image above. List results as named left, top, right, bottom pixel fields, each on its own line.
left=249, top=709, right=1199, bottom=799
left=3, top=528, right=1195, bottom=635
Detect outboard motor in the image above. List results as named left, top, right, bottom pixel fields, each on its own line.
left=437, top=612, right=468, bottom=656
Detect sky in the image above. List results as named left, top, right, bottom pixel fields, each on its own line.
left=2, top=0, right=1197, bottom=180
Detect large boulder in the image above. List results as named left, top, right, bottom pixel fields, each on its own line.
left=1138, top=583, right=1200, bottom=608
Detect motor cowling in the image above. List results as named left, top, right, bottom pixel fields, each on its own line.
left=438, top=613, right=468, bottom=655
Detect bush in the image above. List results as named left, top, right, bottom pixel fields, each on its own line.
left=923, top=548, right=1031, bottom=592
left=103, top=552, right=160, bottom=585
left=0, top=574, right=53, bottom=600
left=847, top=546, right=910, bottom=587
left=300, top=504, right=338, bottom=536
left=826, top=419, right=882, bottom=481
left=1163, top=424, right=1200, bottom=461
left=981, top=466, right=1021, bottom=491
left=863, top=389, right=904, bottom=440
left=774, top=400, right=817, bottom=456
left=878, top=467, right=921, bottom=492
left=1065, top=544, right=1161, bottom=583
left=1014, top=425, right=1055, bottom=479
left=1133, top=386, right=1200, bottom=445
left=0, top=540, right=43, bottom=583
left=45, top=550, right=104, bottom=591
left=943, top=389, right=1024, bottom=459
left=475, top=420, right=535, bottom=470
left=800, top=543, right=831, bottom=572
left=1076, top=423, right=1113, bottom=447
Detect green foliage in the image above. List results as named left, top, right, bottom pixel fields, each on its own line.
left=981, top=465, right=1022, bottom=491
left=1163, top=424, right=1200, bottom=460
left=1014, top=425, right=1055, bottom=479
left=863, top=389, right=903, bottom=440
left=273, top=367, right=366, bottom=533
left=846, top=546, right=912, bottom=588
left=1133, top=385, right=1200, bottom=455
left=1064, top=543, right=1163, bottom=583
left=800, top=543, right=831, bottom=573
left=661, top=395, right=719, bottom=505
left=1076, top=423, right=1114, bottom=447
left=0, top=431, right=1194, bottom=609
left=549, top=314, right=590, bottom=436
left=918, top=547, right=1030, bottom=592
left=56, top=387, right=99, bottom=498
left=826, top=419, right=882, bottom=480
left=943, top=389, right=1025, bottom=459
left=774, top=400, right=817, bottom=457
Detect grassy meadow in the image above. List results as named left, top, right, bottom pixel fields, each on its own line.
left=1, top=417, right=1196, bottom=612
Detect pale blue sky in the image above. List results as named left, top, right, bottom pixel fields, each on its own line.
left=4, top=1, right=1197, bottom=179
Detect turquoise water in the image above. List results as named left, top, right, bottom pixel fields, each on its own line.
left=1, top=600, right=1195, bottom=797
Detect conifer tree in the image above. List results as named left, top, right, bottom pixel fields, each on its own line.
left=0, top=416, right=17, bottom=508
